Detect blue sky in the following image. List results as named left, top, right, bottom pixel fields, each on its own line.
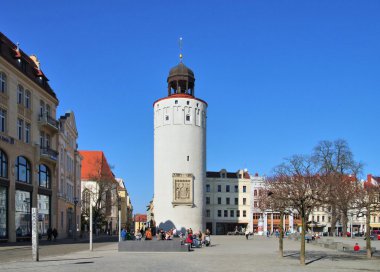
left=2, top=1, right=379, bottom=213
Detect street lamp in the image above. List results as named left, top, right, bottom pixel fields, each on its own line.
left=350, top=212, right=354, bottom=239
left=118, top=196, right=121, bottom=242
left=73, top=197, right=79, bottom=240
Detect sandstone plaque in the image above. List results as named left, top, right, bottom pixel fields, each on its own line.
left=172, top=173, right=193, bottom=206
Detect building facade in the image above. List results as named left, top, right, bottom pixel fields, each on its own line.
left=80, top=151, right=119, bottom=234
left=205, top=169, right=251, bottom=235
left=56, top=111, right=81, bottom=239
left=116, top=178, right=134, bottom=231
left=153, top=58, right=207, bottom=232
left=0, top=33, right=59, bottom=242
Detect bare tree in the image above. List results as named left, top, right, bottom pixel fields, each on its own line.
left=312, top=139, right=362, bottom=236
left=258, top=180, right=292, bottom=258
left=355, top=178, right=380, bottom=259
left=81, top=157, right=118, bottom=232
left=268, top=155, right=323, bottom=265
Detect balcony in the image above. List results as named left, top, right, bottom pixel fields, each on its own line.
left=40, top=147, right=58, bottom=163
left=38, top=114, right=59, bottom=133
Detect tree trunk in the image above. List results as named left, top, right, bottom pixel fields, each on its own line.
left=300, top=214, right=306, bottom=265
left=279, top=211, right=284, bottom=258
left=341, top=212, right=348, bottom=237
left=330, top=204, right=337, bottom=236
left=366, top=211, right=372, bottom=259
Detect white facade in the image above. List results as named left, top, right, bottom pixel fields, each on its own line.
left=154, top=95, right=207, bottom=232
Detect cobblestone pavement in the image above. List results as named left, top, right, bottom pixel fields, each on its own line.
left=0, top=236, right=379, bottom=272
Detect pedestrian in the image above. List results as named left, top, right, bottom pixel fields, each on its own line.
left=47, top=227, right=52, bottom=241
left=266, top=230, right=270, bottom=238
left=52, top=228, right=58, bottom=241
left=354, top=243, right=360, bottom=251
left=121, top=228, right=127, bottom=241
left=245, top=229, right=250, bottom=240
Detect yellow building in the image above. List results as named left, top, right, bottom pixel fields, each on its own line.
left=0, top=32, right=59, bottom=242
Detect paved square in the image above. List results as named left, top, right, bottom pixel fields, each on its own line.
left=1, top=236, right=379, bottom=271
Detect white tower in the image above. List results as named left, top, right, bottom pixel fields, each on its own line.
left=153, top=54, right=207, bottom=232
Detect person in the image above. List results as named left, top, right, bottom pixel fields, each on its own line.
left=145, top=228, right=152, bottom=240
left=47, top=227, right=53, bottom=241
left=135, top=230, right=142, bottom=241
left=266, top=230, right=270, bottom=238
left=52, top=228, right=58, bottom=241
left=121, top=228, right=127, bottom=241
left=245, top=229, right=250, bottom=240
left=185, top=232, right=193, bottom=245
left=354, top=243, right=360, bottom=251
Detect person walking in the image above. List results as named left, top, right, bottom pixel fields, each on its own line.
left=245, top=229, right=250, bottom=240
left=47, top=227, right=52, bottom=241
left=52, top=228, right=58, bottom=241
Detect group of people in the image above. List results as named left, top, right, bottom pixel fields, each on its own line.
left=47, top=227, right=58, bottom=241
left=184, top=228, right=211, bottom=248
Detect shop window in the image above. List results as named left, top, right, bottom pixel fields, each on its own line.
left=15, top=190, right=31, bottom=237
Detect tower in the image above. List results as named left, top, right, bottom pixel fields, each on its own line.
left=153, top=53, right=207, bottom=232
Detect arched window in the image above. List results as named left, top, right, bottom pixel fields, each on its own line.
left=39, top=164, right=50, bottom=188
left=15, top=156, right=31, bottom=183
left=17, top=85, right=24, bottom=105
left=0, top=72, right=6, bottom=93
left=0, top=149, right=8, bottom=178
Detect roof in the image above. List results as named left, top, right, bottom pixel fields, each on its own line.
left=134, top=214, right=147, bottom=222
left=79, top=151, right=115, bottom=181
left=206, top=170, right=250, bottom=179
left=153, top=93, right=207, bottom=107
left=168, top=62, right=195, bottom=80
left=0, top=32, right=57, bottom=100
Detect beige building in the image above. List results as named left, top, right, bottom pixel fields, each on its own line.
left=116, top=178, right=133, bottom=231
left=205, top=169, right=251, bottom=234
left=56, top=111, right=81, bottom=239
left=0, top=32, right=59, bottom=242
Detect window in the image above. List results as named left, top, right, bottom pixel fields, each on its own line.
left=254, top=190, right=257, bottom=196
left=40, top=100, right=45, bottom=116
left=243, top=210, right=247, bottom=217
left=0, top=108, right=6, bottom=132
left=46, top=104, right=51, bottom=117
left=175, top=100, right=178, bottom=104
left=206, top=197, right=210, bottom=205
left=322, top=216, right=325, bottom=222
left=17, top=119, right=23, bottom=140
left=15, top=156, right=31, bottom=183
left=221, top=173, right=226, bottom=178
left=206, top=184, right=210, bottom=192
left=226, top=185, right=230, bottom=192
left=224, top=210, right=228, bottom=217
left=25, top=90, right=31, bottom=108
left=254, top=201, right=258, bottom=207
left=206, top=210, right=210, bottom=217
left=217, top=197, right=221, bottom=205
left=15, top=190, right=31, bottom=237
left=0, top=150, right=8, bottom=178
left=40, top=131, right=45, bottom=147
left=226, top=197, right=230, bottom=205
left=165, top=115, right=169, bottom=121
left=39, top=164, right=50, bottom=188
left=230, top=210, right=234, bottom=217
left=237, top=210, right=240, bottom=217
left=243, top=186, right=247, bottom=193
left=243, top=198, right=246, bottom=205
left=37, top=194, right=50, bottom=235
left=217, top=210, right=221, bottom=217
left=25, top=123, right=30, bottom=144
left=217, top=185, right=221, bottom=192
left=234, top=198, right=238, bottom=205
left=17, top=85, right=24, bottom=104
left=317, top=216, right=320, bottom=222
left=0, top=186, right=7, bottom=239
left=186, top=115, right=190, bottom=121
left=234, top=185, right=238, bottom=192
left=0, top=72, right=6, bottom=93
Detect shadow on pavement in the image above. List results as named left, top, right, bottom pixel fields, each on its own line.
left=283, top=250, right=380, bottom=266
left=40, top=256, right=102, bottom=262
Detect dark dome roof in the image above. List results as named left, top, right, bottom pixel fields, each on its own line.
left=168, top=62, right=194, bottom=80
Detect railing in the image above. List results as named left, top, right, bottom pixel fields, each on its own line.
left=40, top=147, right=58, bottom=161
left=39, top=114, right=59, bottom=130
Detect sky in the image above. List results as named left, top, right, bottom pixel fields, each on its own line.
left=1, top=1, right=379, bottom=213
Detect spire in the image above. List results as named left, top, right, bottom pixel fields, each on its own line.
left=179, top=37, right=183, bottom=62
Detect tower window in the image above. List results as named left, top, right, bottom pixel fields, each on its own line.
left=187, top=156, right=189, bottom=161
left=165, top=115, right=169, bottom=121
left=186, top=115, right=190, bottom=121
left=187, top=101, right=189, bottom=105
left=196, top=103, right=199, bottom=107
left=175, top=100, right=178, bottom=104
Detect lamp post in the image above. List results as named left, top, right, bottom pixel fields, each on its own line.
left=350, top=212, right=354, bottom=239
left=118, top=196, right=121, bottom=242
left=73, top=197, right=79, bottom=240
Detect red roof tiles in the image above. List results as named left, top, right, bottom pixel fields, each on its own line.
left=79, top=151, right=115, bottom=181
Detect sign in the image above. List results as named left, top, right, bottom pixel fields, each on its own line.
left=0, top=134, right=14, bottom=145
left=32, top=208, right=39, bottom=261
left=172, top=173, right=193, bottom=206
